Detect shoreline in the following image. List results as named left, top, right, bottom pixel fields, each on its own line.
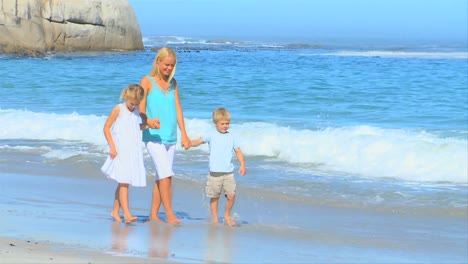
left=0, top=236, right=175, bottom=264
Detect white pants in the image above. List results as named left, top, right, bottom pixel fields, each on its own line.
left=145, top=141, right=175, bottom=181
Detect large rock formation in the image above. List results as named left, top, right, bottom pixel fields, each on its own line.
left=0, top=0, right=143, bottom=56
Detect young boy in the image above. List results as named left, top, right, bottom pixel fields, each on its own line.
left=191, top=107, right=246, bottom=226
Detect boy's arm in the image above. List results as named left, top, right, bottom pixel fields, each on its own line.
left=234, top=148, right=246, bottom=176
left=174, top=79, right=191, bottom=149
left=191, top=137, right=204, bottom=147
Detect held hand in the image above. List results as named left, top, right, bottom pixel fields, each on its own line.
left=147, top=118, right=161, bottom=129
left=181, top=135, right=192, bottom=150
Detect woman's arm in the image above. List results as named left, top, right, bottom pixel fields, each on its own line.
left=139, top=76, right=160, bottom=129
left=174, top=79, right=191, bottom=149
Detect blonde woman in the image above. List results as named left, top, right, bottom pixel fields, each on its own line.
left=139, top=47, right=191, bottom=224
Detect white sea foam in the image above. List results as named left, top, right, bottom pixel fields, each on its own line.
left=320, top=50, right=468, bottom=59
left=185, top=119, right=467, bottom=183
left=0, top=145, right=50, bottom=151
left=0, top=109, right=105, bottom=145
left=1, top=109, right=466, bottom=183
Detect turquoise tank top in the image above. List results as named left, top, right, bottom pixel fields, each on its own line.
left=142, top=75, right=177, bottom=144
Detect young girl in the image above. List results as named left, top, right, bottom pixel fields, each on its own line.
left=101, top=84, right=148, bottom=224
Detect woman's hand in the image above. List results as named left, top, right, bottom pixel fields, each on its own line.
left=181, top=135, right=192, bottom=150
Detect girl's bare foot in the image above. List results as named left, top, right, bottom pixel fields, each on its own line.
left=224, top=215, right=236, bottom=227
left=111, top=211, right=122, bottom=222
left=210, top=217, right=219, bottom=224
left=166, top=214, right=181, bottom=225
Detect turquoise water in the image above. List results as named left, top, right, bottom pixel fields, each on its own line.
left=1, top=37, right=467, bottom=207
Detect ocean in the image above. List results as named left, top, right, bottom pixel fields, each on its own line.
left=1, top=36, right=467, bottom=263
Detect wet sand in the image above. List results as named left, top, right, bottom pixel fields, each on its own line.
left=1, top=168, right=467, bottom=263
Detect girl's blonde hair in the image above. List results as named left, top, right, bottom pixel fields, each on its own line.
left=149, top=47, right=177, bottom=88
left=212, top=107, right=231, bottom=124
left=120, top=84, right=145, bottom=102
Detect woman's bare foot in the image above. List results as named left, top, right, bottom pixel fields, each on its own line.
left=224, top=215, right=236, bottom=227
left=210, top=217, right=219, bottom=224
left=166, top=214, right=181, bottom=225
left=149, top=216, right=163, bottom=222
left=124, top=215, right=138, bottom=224
left=111, top=211, right=122, bottom=222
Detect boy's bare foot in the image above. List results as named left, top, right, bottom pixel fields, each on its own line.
left=224, top=215, right=236, bottom=227
left=124, top=215, right=138, bottom=224
left=166, top=214, right=181, bottom=225
left=111, top=211, right=122, bottom=222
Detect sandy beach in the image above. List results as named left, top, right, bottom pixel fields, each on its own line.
left=0, top=236, right=169, bottom=264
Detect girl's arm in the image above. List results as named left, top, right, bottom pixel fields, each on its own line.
left=140, top=123, right=149, bottom=130
left=103, top=105, right=120, bottom=159
left=174, top=79, right=191, bottom=149
left=234, top=148, right=246, bottom=176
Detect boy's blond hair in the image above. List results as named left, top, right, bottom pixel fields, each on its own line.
left=212, top=107, right=231, bottom=124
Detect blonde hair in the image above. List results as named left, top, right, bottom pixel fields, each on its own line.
left=212, top=107, right=231, bottom=124
left=120, top=84, right=145, bottom=102
left=149, top=47, right=177, bottom=88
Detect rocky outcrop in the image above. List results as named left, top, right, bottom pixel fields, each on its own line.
left=0, top=0, right=143, bottom=56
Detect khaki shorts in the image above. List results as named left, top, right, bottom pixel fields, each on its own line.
left=205, top=172, right=236, bottom=198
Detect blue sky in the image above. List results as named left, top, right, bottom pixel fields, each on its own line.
left=128, top=0, right=467, bottom=44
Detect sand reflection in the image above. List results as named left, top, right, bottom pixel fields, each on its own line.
left=148, top=222, right=174, bottom=259
left=204, top=225, right=234, bottom=263
left=110, top=222, right=133, bottom=253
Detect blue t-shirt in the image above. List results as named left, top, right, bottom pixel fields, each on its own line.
left=142, top=76, right=177, bottom=144
left=202, top=129, right=239, bottom=173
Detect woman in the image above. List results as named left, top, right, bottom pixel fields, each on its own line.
left=139, top=47, right=191, bottom=224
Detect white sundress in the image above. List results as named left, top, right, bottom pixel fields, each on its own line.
left=101, top=103, right=146, bottom=187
